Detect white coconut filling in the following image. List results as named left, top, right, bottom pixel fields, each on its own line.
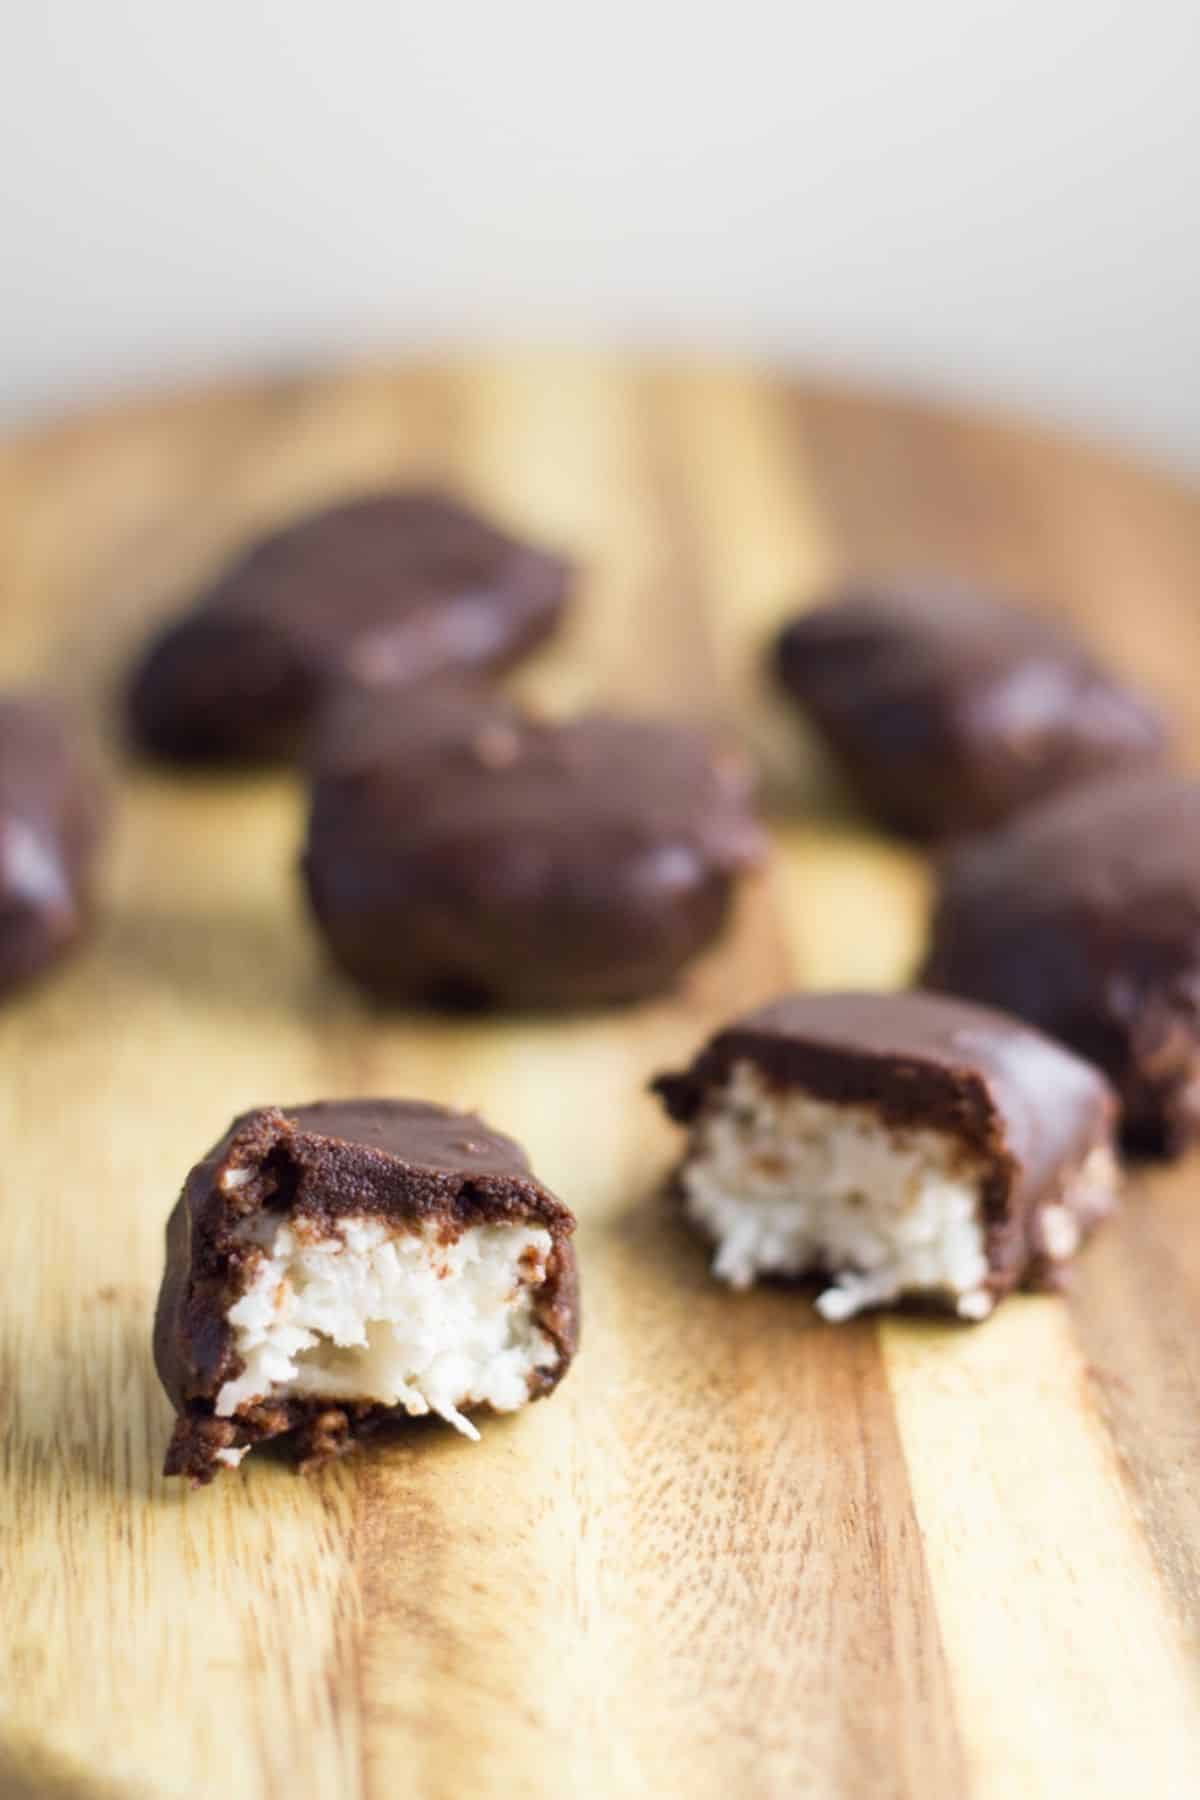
left=682, top=1062, right=996, bottom=1321
left=215, top=1215, right=559, bottom=1440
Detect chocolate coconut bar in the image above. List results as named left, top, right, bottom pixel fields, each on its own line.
left=154, top=1100, right=579, bottom=1481
left=128, top=490, right=573, bottom=762
left=653, top=990, right=1118, bottom=1321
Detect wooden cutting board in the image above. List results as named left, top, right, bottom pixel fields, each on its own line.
left=2, top=357, right=1199, bottom=1800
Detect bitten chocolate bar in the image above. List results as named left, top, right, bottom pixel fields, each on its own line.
left=653, top=990, right=1118, bottom=1322
left=154, top=1099, right=579, bottom=1482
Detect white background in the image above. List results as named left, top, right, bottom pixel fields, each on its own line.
left=4, top=1, right=1198, bottom=468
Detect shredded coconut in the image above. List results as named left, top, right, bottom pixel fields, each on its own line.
left=1038, top=1202, right=1081, bottom=1261
left=682, top=1061, right=994, bottom=1320
left=216, top=1215, right=559, bottom=1439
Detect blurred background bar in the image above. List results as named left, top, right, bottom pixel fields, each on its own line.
left=3, top=0, right=1197, bottom=468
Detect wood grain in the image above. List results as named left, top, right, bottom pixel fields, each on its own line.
left=1, top=356, right=1198, bottom=1799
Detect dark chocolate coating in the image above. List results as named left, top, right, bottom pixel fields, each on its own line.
left=302, top=685, right=765, bottom=1010
left=127, top=491, right=573, bottom=763
left=773, top=583, right=1167, bottom=839
left=924, top=772, right=1200, bottom=1155
left=653, top=989, right=1117, bottom=1302
left=0, top=695, right=104, bottom=997
left=154, top=1099, right=579, bottom=1482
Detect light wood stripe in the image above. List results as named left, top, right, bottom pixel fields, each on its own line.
left=1068, top=1161, right=1200, bottom=1654
left=883, top=1308, right=1200, bottom=1796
